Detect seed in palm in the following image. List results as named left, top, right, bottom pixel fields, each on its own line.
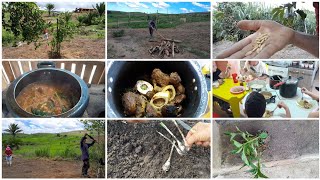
left=245, top=33, right=269, bottom=57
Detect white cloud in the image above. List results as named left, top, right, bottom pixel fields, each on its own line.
left=151, top=2, right=170, bottom=9
left=180, top=8, right=190, bottom=13
left=2, top=119, right=84, bottom=134
left=36, top=2, right=104, bottom=12
left=192, top=2, right=210, bottom=11
left=124, top=2, right=149, bottom=9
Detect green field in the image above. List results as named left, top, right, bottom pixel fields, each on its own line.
left=107, top=10, right=210, bottom=29
left=2, top=131, right=99, bottom=160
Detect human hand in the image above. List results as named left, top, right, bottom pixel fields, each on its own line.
left=216, top=20, right=295, bottom=59
left=277, top=101, right=289, bottom=110
left=301, top=87, right=310, bottom=94
left=185, top=122, right=211, bottom=147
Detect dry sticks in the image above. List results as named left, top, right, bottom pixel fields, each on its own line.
left=149, top=40, right=181, bottom=58
left=245, top=33, right=269, bottom=57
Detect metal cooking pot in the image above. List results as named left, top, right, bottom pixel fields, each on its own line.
left=269, top=75, right=283, bottom=90
left=260, top=91, right=276, bottom=104
left=274, top=75, right=303, bottom=98
left=5, top=61, right=89, bottom=117
left=107, top=61, right=208, bottom=118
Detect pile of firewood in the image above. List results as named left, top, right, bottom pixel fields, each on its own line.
left=149, top=39, right=182, bottom=58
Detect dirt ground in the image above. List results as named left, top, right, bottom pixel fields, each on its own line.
left=213, top=41, right=316, bottom=59
left=107, top=22, right=211, bottom=59
left=2, top=37, right=105, bottom=59
left=2, top=156, right=84, bottom=178
left=107, top=120, right=211, bottom=178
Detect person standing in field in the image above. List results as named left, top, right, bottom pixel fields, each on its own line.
left=4, top=145, right=13, bottom=167
left=80, top=133, right=96, bottom=177
left=148, top=19, right=157, bottom=38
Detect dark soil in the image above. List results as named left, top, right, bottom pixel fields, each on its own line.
left=107, top=120, right=211, bottom=178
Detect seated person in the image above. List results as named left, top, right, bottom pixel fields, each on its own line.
left=302, top=87, right=319, bottom=118
left=244, top=91, right=291, bottom=118
left=241, top=61, right=268, bottom=80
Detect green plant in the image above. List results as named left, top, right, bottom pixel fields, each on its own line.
left=50, top=12, right=76, bottom=58
left=35, top=147, right=50, bottom=157
left=46, top=3, right=55, bottom=16
left=3, top=137, right=23, bottom=150
left=112, top=29, right=125, bottom=37
left=94, top=2, right=105, bottom=17
left=225, top=127, right=268, bottom=178
left=4, top=123, right=23, bottom=137
left=2, top=2, right=46, bottom=48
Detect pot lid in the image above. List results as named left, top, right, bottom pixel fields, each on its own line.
left=285, top=76, right=298, bottom=84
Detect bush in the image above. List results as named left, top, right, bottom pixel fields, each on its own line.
left=2, top=30, right=16, bottom=46
left=58, top=147, right=78, bottom=159
left=112, top=30, right=125, bottom=37
left=35, top=147, right=50, bottom=157
left=77, top=12, right=101, bottom=26
left=2, top=137, right=23, bottom=150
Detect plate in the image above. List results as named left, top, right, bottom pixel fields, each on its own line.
left=296, top=99, right=313, bottom=109
left=230, top=86, right=245, bottom=94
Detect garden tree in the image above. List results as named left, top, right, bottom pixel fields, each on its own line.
left=4, top=123, right=23, bottom=137
left=2, top=2, right=46, bottom=47
left=80, top=120, right=105, bottom=142
left=50, top=12, right=75, bottom=58
left=46, top=3, right=55, bottom=17
left=94, top=2, right=105, bottom=17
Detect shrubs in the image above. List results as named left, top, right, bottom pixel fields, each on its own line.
left=35, top=148, right=50, bottom=157
left=112, top=30, right=125, bottom=37
left=2, top=137, right=23, bottom=150
left=77, top=12, right=104, bottom=26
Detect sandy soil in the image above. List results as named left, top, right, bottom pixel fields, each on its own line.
left=2, top=37, right=105, bottom=59
left=2, top=156, right=82, bottom=178
left=107, top=120, right=211, bottom=178
left=213, top=40, right=316, bottom=59
left=107, top=22, right=211, bottom=59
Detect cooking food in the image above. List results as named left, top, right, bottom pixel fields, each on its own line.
left=16, top=82, right=78, bottom=116
left=230, top=86, right=245, bottom=94
left=298, top=99, right=313, bottom=109
left=263, top=110, right=273, bottom=118
left=136, top=80, right=153, bottom=95
left=122, top=68, right=186, bottom=117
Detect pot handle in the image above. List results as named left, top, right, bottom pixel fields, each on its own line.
left=37, top=61, right=56, bottom=69
left=274, top=81, right=285, bottom=88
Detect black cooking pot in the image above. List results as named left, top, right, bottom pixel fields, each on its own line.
left=107, top=61, right=208, bottom=118
left=5, top=62, right=89, bottom=117
left=274, top=76, right=303, bottom=98
left=269, top=75, right=283, bottom=90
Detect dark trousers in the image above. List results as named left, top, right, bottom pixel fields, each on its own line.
left=149, top=27, right=154, bottom=37
left=82, top=159, right=90, bottom=176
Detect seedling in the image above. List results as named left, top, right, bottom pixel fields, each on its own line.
left=225, top=126, right=268, bottom=178
left=156, top=131, right=184, bottom=155
left=162, top=141, right=176, bottom=172
left=172, top=120, right=190, bottom=151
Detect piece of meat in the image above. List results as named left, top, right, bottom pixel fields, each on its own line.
left=146, top=91, right=155, bottom=99
left=175, top=83, right=185, bottom=95
left=169, top=72, right=181, bottom=85
left=161, top=104, right=180, bottom=117
left=122, top=92, right=138, bottom=116
left=146, top=103, right=159, bottom=117
left=174, top=94, right=186, bottom=104
left=135, top=95, right=147, bottom=117
left=151, top=68, right=170, bottom=87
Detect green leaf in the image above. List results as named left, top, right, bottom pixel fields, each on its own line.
left=241, top=132, right=248, bottom=141
left=241, top=147, right=250, bottom=166
left=259, top=132, right=268, bottom=139
left=232, top=140, right=243, bottom=148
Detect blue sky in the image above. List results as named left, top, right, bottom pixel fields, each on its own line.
left=107, top=2, right=211, bottom=14
left=2, top=119, right=84, bottom=134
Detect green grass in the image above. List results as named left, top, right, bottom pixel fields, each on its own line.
left=107, top=10, right=210, bottom=29
left=2, top=131, right=86, bottom=160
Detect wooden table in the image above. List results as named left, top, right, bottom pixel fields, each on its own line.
left=213, top=79, right=249, bottom=117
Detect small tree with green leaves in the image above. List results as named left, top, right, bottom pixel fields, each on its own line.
left=225, top=127, right=268, bottom=178
left=94, top=2, right=105, bottom=17
left=46, top=3, right=55, bottom=17
left=2, top=2, right=46, bottom=47
left=4, top=123, right=23, bottom=137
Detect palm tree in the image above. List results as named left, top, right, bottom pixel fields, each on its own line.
left=94, top=2, right=105, bottom=17
left=46, top=3, right=55, bottom=16
left=4, top=123, right=23, bottom=137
